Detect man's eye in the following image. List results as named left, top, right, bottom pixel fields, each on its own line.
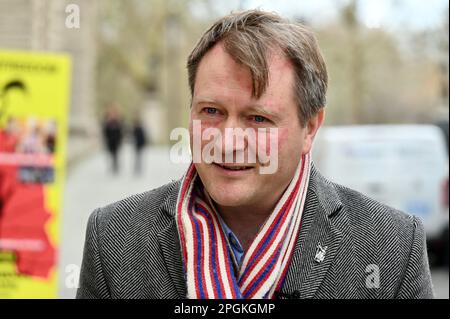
left=252, top=115, right=267, bottom=123
left=204, top=107, right=218, bottom=115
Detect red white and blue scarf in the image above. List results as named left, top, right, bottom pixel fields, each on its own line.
left=176, top=153, right=311, bottom=299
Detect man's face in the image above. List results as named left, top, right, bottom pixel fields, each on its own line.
left=189, top=43, right=320, bottom=211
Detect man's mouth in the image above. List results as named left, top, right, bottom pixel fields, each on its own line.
left=213, top=163, right=254, bottom=171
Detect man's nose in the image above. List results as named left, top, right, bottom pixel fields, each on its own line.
left=217, top=118, right=247, bottom=157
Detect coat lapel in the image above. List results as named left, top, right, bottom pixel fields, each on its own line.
left=279, top=165, right=343, bottom=299
left=156, top=219, right=186, bottom=298
left=156, top=180, right=186, bottom=298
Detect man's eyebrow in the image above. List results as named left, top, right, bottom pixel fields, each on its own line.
left=192, top=97, right=218, bottom=105
left=246, top=104, right=281, bottom=119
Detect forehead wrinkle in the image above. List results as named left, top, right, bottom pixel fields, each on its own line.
left=195, top=43, right=253, bottom=90
left=193, top=72, right=253, bottom=110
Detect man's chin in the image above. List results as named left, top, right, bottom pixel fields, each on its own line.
left=207, top=189, right=253, bottom=208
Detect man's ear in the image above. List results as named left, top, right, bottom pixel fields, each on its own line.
left=302, top=108, right=325, bottom=155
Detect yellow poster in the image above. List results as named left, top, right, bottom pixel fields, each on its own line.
left=0, top=50, right=71, bottom=298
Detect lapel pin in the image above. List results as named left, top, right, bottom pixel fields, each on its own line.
left=314, top=242, right=327, bottom=263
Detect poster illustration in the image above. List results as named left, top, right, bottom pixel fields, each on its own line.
left=0, top=50, right=71, bottom=298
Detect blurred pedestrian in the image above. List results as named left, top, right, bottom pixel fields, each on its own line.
left=102, top=105, right=123, bottom=174
left=132, top=116, right=148, bottom=174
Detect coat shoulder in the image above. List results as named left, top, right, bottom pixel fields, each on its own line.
left=78, top=179, right=183, bottom=299
left=92, top=179, right=181, bottom=237
left=333, top=181, right=417, bottom=236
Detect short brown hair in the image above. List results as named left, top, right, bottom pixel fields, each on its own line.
left=187, top=10, right=328, bottom=126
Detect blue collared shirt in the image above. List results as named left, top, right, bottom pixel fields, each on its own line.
left=216, top=215, right=245, bottom=267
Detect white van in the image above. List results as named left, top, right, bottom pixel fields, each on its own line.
left=313, top=125, right=449, bottom=264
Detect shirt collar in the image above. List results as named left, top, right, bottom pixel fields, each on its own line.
left=216, top=212, right=244, bottom=266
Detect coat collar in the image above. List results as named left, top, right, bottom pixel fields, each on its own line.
left=157, top=163, right=344, bottom=298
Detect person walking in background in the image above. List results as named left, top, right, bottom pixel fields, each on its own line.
left=132, top=116, right=147, bottom=175
left=102, top=105, right=123, bottom=174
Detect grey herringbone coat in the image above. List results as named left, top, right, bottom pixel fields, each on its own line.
left=76, top=165, right=434, bottom=299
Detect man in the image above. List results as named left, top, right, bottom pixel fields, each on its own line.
left=131, top=116, right=147, bottom=174
left=77, top=10, right=434, bottom=299
left=102, top=105, right=123, bottom=174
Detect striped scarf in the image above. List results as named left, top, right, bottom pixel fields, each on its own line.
left=176, top=153, right=311, bottom=299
